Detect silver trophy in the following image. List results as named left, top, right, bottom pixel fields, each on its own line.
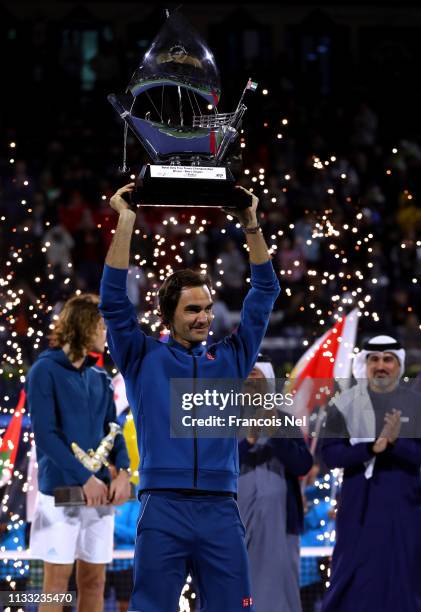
left=108, top=10, right=257, bottom=208
left=71, top=422, right=122, bottom=473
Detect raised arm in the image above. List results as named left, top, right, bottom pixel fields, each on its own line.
left=222, top=189, right=280, bottom=376
left=100, top=183, right=147, bottom=377
left=105, top=183, right=136, bottom=268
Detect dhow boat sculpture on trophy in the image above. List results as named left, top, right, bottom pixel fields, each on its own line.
left=108, top=10, right=258, bottom=208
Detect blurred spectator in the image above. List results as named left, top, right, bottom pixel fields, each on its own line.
left=238, top=356, right=312, bottom=612
left=43, top=224, right=74, bottom=275
left=127, top=265, right=147, bottom=309
left=209, top=293, right=232, bottom=341
left=278, top=237, right=306, bottom=283
left=59, top=190, right=92, bottom=235
left=217, top=239, right=247, bottom=307
left=351, top=103, right=378, bottom=149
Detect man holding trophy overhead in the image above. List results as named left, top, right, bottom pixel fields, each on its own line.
left=101, top=10, right=280, bottom=611
left=27, top=293, right=131, bottom=612
left=101, top=177, right=279, bottom=610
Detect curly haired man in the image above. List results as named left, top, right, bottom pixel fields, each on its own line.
left=26, top=293, right=131, bottom=612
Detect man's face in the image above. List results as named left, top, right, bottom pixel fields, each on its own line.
left=171, top=286, right=213, bottom=348
left=244, top=366, right=266, bottom=394
left=366, top=352, right=400, bottom=392
left=248, top=367, right=265, bottom=380
left=90, top=317, right=107, bottom=354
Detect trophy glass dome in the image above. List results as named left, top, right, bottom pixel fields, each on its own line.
left=108, top=11, right=243, bottom=164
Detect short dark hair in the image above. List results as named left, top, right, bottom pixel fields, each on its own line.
left=158, top=269, right=213, bottom=326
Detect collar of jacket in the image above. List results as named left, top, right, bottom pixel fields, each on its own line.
left=61, top=349, right=100, bottom=371
left=167, top=336, right=205, bottom=357
left=37, top=348, right=100, bottom=371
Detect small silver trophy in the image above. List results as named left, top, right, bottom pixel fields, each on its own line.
left=71, top=422, right=122, bottom=473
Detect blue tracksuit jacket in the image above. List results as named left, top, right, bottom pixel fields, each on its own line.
left=99, top=260, right=280, bottom=493
left=26, top=349, right=130, bottom=494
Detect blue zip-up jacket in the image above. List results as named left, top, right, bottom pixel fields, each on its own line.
left=100, top=260, right=280, bottom=493
left=26, top=349, right=130, bottom=495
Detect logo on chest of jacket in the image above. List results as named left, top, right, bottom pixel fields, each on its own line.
left=206, top=352, right=216, bottom=361
left=242, top=597, right=253, bottom=608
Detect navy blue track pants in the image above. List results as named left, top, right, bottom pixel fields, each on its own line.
left=129, top=491, right=255, bottom=612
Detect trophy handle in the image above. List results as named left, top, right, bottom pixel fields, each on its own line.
left=108, top=93, right=160, bottom=163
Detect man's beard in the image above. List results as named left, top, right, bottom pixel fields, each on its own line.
left=242, top=379, right=268, bottom=395
left=371, top=375, right=397, bottom=391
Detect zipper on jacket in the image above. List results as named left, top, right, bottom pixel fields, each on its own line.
left=190, top=351, right=198, bottom=488
left=80, top=368, right=94, bottom=436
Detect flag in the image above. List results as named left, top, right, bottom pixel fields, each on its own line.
left=113, top=372, right=129, bottom=417
left=284, top=309, right=359, bottom=431
left=112, top=373, right=139, bottom=483
left=0, top=389, right=25, bottom=488
left=246, top=79, right=258, bottom=91
left=89, top=351, right=104, bottom=367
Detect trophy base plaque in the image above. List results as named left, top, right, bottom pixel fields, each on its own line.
left=54, top=486, right=86, bottom=506
left=54, top=485, right=137, bottom=507
left=132, top=164, right=252, bottom=209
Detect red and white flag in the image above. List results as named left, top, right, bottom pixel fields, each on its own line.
left=284, top=309, right=359, bottom=430
left=0, top=389, right=25, bottom=487
left=113, top=372, right=129, bottom=417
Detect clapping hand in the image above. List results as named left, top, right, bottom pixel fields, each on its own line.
left=372, top=409, right=401, bottom=454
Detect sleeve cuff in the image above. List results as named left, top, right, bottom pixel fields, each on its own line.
left=76, top=464, right=94, bottom=485
left=114, top=450, right=131, bottom=471
left=250, top=259, right=277, bottom=284
left=102, top=264, right=129, bottom=286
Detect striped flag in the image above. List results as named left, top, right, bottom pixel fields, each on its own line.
left=0, top=389, right=25, bottom=488
left=284, top=309, right=359, bottom=431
